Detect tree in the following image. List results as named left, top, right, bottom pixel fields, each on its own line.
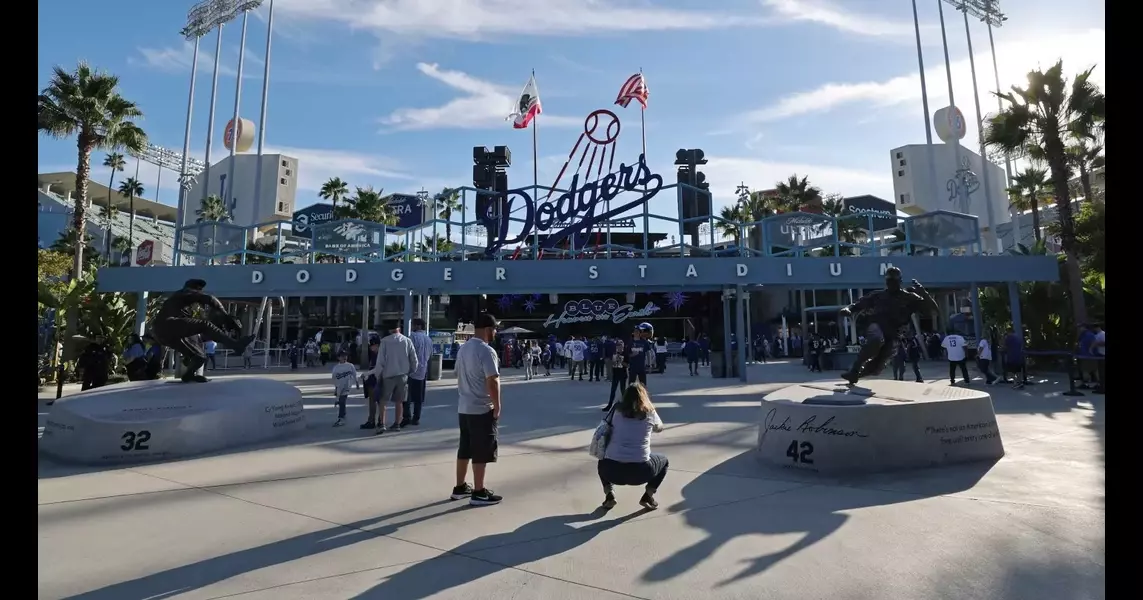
left=319, top=177, right=349, bottom=213
left=983, top=60, right=1104, bottom=325
left=716, top=205, right=744, bottom=247
left=1066, top=137, right=1104, bottom=204
left=773, top=174, right=823, bottom=213
left=101, top=152, right=125, bottom=257
left=102, top=201, right=120, bottom=260
left=819, top=194, right=862, bottom=256
left=196, top=194, right=231, bottom=222
left=117, top=177, right=144, bottom=250
left=418, top=235, right=454, bottom=255
left=435, top=187, right=462, bottom=244
left=50, top=229, right=101, bottom=263
left=37, top=62, right=147, bottom=279
left=336, top=186, right=397, bottom=226
left=1007, top=167, right=1052, bottom=243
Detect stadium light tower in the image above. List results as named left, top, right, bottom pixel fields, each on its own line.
left=944, top=0, right=1004, bottom=251
left=910, top=0, right=941, bottom=209
left=223, top=1, right=265, bottom=222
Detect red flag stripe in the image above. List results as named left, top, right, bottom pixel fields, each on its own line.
left=614, top=73, right=649, bottom=109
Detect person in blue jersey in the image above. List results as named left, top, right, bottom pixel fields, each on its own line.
left=588, top=337, right=603, bottom=382
left=1002, top=326, right=1026, bottom=389
left=624, top=323, right=655, bottom=388
left=683, top=337, right=700, bottom=376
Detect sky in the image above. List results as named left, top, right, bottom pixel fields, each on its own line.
left=37, top=0, right=1105, bottom=239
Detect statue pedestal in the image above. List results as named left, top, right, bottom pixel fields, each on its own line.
left=756, top=380, right=1004, bottom=475
left=40, top=378, right=307, bottom=465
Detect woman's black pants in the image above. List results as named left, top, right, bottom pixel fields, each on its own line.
left=598, top=454, right=669, bottom=494
left=606, top=368, right=627, bottom=409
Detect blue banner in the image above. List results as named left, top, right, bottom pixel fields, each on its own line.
left=386, top=194, right=427, bottom=230
left=292, top=204, right=335, bottom=235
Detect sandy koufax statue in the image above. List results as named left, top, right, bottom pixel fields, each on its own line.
left=838, top=266, right=939, bottom=387
left=151, top=279, right=255, bottom=383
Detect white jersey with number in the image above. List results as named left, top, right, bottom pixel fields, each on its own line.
left=942, top=335, right=967, bottom=362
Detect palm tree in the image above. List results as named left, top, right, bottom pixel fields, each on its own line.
left=319, top=177, right=349, bottom=213
left=102, top=201, right=120, bottom=259
left=716, top=205, right=745, bottom=247
left=773, top=174, right=823, bottom=213
left=37, top=62, right=147, bottom=279
left=435, top=187, right=461, bottom=244
left=336, top=186, right=397, bottom=226
left=102, top=151, right=125, bottom=217
left=196, top=194, right=231, bottom=222
left=1007, top=167, right=1052, bottom=243
left=117, top=177, right=144, bottom=249
left=50, top=229, right=100, bottom=262
left=1066, top=136, right=1104, bottom=204
left=111, top=235, right=131, bottom=264
left=983, top=60, right=1104, bottom=325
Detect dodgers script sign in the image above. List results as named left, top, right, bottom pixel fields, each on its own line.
left=544, top=298, right=660, bottom=329
left=484, top=110, right=663, bottom=254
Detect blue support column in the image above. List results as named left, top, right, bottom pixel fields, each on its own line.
left=735, top=285, right=747, bottom=382
left=721, top=289, right=732, bottom=378
left=970, top=283, right=982, bottom=340
left=134, top=291, right=148, bottom=336
left=403, top=290, right=414, bottom=334
left=1007, top=281, right=1022, bottom=335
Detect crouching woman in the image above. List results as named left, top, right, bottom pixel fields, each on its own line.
left=598, top=383, right=668, bottom=510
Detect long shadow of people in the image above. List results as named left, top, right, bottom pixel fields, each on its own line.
left=348, top=508, right=649, bottom=599
left=641, top=450, right=994, bottom=587
left=68, top=500, right=463, bottom=600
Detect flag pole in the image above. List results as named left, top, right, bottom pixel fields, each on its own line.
left=640, top=68, right=649, bottom=258
left=532, top=69, right=540, bottom=259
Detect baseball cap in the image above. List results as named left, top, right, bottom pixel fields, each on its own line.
left=474, top=313, right=499, bottom=330
left=184, top=278, right=207, bottom=290
left=369, top=336, right=381, bottom=345
left=636, top=322, right=654, bottom=332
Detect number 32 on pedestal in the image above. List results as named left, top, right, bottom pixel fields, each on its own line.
left=121, top=430, right=152, bottom=451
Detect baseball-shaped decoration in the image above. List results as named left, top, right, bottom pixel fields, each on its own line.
left=584, top=110, right=621, bottom=145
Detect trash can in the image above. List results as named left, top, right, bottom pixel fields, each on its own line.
left=710, top=350, right=739, bottom=379
left=428, top=353, right=443, bottom=381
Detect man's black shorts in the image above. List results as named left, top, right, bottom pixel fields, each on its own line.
left=457, top=411, right=498, bottom=464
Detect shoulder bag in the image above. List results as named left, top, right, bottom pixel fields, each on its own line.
left=588, top=404, right=618, bottom=459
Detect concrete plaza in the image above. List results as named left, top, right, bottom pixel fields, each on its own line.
left=38, top=359, right=1105, bottom=600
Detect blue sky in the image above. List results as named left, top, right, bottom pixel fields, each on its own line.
left=37, top=0, right=1104, bottom=237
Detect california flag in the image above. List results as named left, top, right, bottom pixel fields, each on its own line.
left=508, top=74, right=542, bottom=129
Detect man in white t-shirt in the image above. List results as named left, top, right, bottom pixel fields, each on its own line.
left=941, top=332, right=970, bottom=385
left=976, top=336, right=997, bottom=385
left=569, top=336, right=587, bottom=381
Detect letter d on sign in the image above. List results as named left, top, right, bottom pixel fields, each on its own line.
left=251, top=270, right=264, bottom=284
left=345, top=269, right=358, bottom=283
left=736, top=264, right=748, bottom=277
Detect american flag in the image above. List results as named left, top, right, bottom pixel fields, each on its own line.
left=614, top=73, right=649, bottom=109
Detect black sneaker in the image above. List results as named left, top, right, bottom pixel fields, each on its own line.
left=374, top=426, right=386, bottom=436
left=408, top=420, right=420, bottom=426
left=639, top=491, right=659, bottom=510
left=601, top=493, right=617, bottom=509
left=450, top=483, right=474, bottom=500
left=359, top=421, right=375, bottom=430
left=469, top=488, right=502, bottom=506
left=390, top=423, right=402, bottom=432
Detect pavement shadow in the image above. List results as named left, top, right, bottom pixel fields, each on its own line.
left=642, top=450, right=994, bottom=587
left=347, top=508, right=648, bottom=599
left=65, top=499, right=461, bottom=600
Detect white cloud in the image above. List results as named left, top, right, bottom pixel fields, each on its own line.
left=743, top=28, right=1106, bottom=148
left=703, top=156, right=891, bottom=206
left=275, top=0, right=771, bottom=39
left=129, top=42, right=263, bottom=79
left=760, top=0, right=918, bottom=38
left=380, top=63, right=581, bottom=131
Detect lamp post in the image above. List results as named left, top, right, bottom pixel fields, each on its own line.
left=944, top=0, right=1002, bottom=252
left=175, top=1, right=215, bottom=265
left=910, top=0, right=941, bottom=208
left=224, top=2, right=264, bottom=223
left=251, top=0, right=275, bottom=231
left=957, top=0, right=1016, bottom=248
left=935, top=0, right=966, bottom=214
